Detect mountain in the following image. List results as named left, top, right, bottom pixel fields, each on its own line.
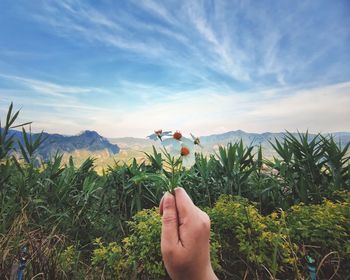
left=109, top=137, right=158, bottom=149
left=110, top=130, right=350, bottom=158
left=200, top=130, right=284, bottom=145
left=6, top=129, right=120, bottom=161
left=201, top=130, right=350, bottom=146
left=5, top=129, right=349, bottom=165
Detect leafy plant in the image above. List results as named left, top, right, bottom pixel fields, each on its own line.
left=0, top=102, right=31, bottom=161
left=216, top=141, right=255, bottom=196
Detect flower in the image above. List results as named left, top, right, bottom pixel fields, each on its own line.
left=173, top=131, right=182, bottom=140
left=148, top=129, right=200, bottom=167
left=179, top=144, right=195, bottom=167
left=163, top=135, right=193, bottom=148
left=147, top=129, right=172, bottom=141
left=160, top=131, right=196, bottom=167
left=190, top=133, right=203, bottom=148
left=180, top=146, right=190, bottom=156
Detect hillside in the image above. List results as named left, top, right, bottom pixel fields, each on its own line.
left=6, top=129, right=350, bottom=168
left=7, top=129, right=120, bottom=161
left=110, top=130, right=350, bottom=158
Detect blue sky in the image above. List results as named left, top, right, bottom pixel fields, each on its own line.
left=0, top=0, right=349, bottom=137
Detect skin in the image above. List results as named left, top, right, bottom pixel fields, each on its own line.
left=159, top=187, right=218, bottom=280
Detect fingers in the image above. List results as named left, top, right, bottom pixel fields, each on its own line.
left=161, top=192, right=179, bottom=246
left=174, top=187, right=195, bottom=220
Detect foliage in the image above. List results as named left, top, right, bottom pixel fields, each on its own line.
left=209, top=195, right=350, bottom=279
left=209, top=196, right=298, bottom=279
left=1, top=103, right=350, bottom=279
left=58, top=245, right=80, bottom=276
left=216, top=141, right=255, bottom=196
left=91, top=238, right=126, bottom=279
left=287, top=197, right=350, bottom=279
left=122, top=209, right=164, bottom=279
left=0, top=102, right=31, bottom=161
left=79, top=196, right=350, bottom=279
left=266, top=132, right=350, bottom=206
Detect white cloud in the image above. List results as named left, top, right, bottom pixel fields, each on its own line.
left=107, top=81, right=350, bottom=137
left=2, top=75, right=350, bottom=137
left=184, top=1, right=250, bottom=81
left=32, top=0, right=170, bottom=58
left=241, top=82, right=350, bottom=133
left=135, top=0, right=177, bottom=25
left=0, top=74, right=109, bottom=97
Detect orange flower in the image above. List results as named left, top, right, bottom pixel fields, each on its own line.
left=180, top=146, right=190, bottom=156
left=173, top=131, right=182, bottom=140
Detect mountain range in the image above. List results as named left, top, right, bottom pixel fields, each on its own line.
left=201, top=130, right=350, bottom=145
left=5, top=129, right=120, bottom=161
left=5, top=129, right=350, bottom=164
left=110, top=130, right=350, bottom=158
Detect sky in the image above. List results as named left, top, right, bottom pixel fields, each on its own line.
left=0, top=0, right=349, bottom=138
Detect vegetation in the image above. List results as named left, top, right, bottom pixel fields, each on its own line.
left=1, top=103, right=350, bottom=279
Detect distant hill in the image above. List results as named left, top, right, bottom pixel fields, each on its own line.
left=4, top=129, right=350, bottom=167
left=109, top=137, right=158, bottom=149
left=110, top=130, right=350, bottom=158
left=200, top=130, right=285, bottom=146
left=6, top=129, right=120, bottom=161
left=201, top=130, right=350, bottom=147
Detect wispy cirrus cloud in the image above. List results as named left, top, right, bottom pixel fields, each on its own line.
left=31, top=1, right=171, bottom=58
left=0, top=74, right=110, bottom=97
left=22, top=1, right=262, bottom=83
left=19, top=0, right=349, bottom=86
left=134, top=0, right=178, bottom=25
left=0, top=0, right=349, bottom=137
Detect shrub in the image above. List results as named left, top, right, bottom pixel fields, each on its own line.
left=91, top=238, right=126, bottom=279
left=122, top=208, right=164, bottom=279
left=209, top=194, right=350, bottom=279
left=288, top=199, right=350, bottom=252
left=58, top=245, right=80, bottom=277
left=209, top=195, right=298, bottom=279
left=287, top=196, right=350, bottom=277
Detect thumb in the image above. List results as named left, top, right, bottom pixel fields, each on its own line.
left=161, top=192, right=179, bottom=246
left=174, top=187, right=195, bottom=221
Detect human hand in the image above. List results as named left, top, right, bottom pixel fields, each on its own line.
left=159, top=187, right=218, bottom=280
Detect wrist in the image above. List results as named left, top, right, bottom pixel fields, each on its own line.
left=189, top=264, right=218, bottom=280
left=203, top=264, right=218, bottom=280
left=171, top=264, right=217, bottom=280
